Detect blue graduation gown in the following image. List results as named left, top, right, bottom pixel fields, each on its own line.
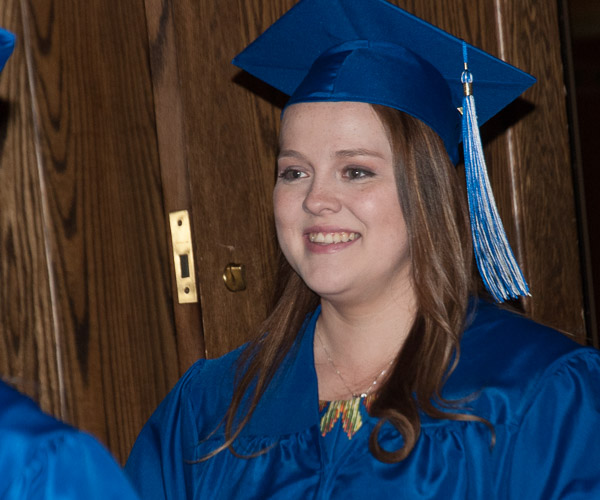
left=0, top=381, right=140, bottom=499
left=126, top=301, right=600, bottom=499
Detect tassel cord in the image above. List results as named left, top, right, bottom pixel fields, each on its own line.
left=461, top=60, right=529, bottom=302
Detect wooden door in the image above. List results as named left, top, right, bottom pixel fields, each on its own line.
left=143, top=0, right=293, bottom=359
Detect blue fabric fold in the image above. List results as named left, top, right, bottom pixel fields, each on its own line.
left=0, top=381, right=139, bottom=499
left=287, top=40, right=459, bottom=162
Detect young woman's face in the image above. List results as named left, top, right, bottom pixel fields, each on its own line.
left=274, top=101, right=412, bottom=305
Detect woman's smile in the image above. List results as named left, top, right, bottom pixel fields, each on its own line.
left=304, top=230, right=361, bottom=254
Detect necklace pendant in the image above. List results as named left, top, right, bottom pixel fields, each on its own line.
left=359, top=393, right=368, bottom=398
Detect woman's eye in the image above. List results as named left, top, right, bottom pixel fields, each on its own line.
left=343, top=167, right=374, bottom=180
left=278, top=168, right=307, bottom=181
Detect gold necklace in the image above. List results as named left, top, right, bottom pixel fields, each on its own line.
left=317, top=332, right=394, bottom=399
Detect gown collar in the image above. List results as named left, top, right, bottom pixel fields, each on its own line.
left=244, top=306, right=322, bottom=436
left=243, top=300, right=492, bottom=436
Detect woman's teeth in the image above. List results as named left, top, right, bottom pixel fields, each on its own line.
left=308, top=232, right=359, bottom=244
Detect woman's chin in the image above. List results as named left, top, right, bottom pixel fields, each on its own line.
left=303, top=278, right=353, bottom=301
left=303, top=277, right=371, bottom=306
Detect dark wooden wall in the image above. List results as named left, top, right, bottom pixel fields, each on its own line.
left=0, top=0, right=593, bottom=464
left=0, top=0, right=60, bottom=417
left=0, top=0, right=180, bottom=463
left=568, top=0, right=600, bottom=346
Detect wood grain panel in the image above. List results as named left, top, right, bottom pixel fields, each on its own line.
left=0, top=0, right=63, bottom=417
left=143, top=0, right=206, bottom=373
left=569, top=0, right=600, bottom=346
left=20, top=0, right=179, bottom=461
left=164, top=0, right=291, bottom=357
left=496, top=0, right=585, bottom=340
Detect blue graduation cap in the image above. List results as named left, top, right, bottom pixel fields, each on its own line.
left=233, top=0, right=535, bottom=302
left=0, top=28, right=15, bottom=73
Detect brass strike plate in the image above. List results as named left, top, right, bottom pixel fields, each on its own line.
left=169, top=210, right=198, bottom=304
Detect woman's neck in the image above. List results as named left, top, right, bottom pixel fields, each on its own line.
left=314, top=282, right=416, bottom=400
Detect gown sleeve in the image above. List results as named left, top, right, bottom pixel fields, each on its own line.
left=2, top=430, right=140, bottom=499
left=125, top=360, right=205, bottom=500
left=507, top=349, right=600, bottom=499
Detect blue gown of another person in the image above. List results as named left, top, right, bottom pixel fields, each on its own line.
left=0, top=380, right=140, bottom=499
left=125, top=300, right=600, bottom=499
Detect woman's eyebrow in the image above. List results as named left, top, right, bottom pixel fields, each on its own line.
left=334, top=148, right=385, bottom=159
left=277, top=149, right=305, bottom=160
left=277, top=148, right=384, bottom=161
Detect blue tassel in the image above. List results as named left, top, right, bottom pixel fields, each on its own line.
left=461, top=42, right=529, bottom=302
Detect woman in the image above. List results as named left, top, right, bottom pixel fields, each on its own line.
left=126, top=0, right=600, bottom=498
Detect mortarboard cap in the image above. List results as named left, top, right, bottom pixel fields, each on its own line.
left=232, top=0, right=535, bottom=165
left=233, top=0, right=534, bottom=302
left=0, top=29, right=15, bottom=73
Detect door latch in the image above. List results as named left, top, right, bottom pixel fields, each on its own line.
left=169, top=210, right=198, bottom=303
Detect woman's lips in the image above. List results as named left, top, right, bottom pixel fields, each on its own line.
left=303, top=230, right=361, bottom=253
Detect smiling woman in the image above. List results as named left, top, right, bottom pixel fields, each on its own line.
left=125, top=0, right=600, bottom=498
left=274, top=102, right=412, bottom=314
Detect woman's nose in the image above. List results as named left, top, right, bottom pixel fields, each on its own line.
left=302, top=177, right=342, bottom=215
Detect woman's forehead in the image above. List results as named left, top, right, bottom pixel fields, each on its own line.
left=280, top=102, right=387, bottom=141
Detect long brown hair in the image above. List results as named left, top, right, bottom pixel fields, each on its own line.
left=204, top=104, right=485, bottom=463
